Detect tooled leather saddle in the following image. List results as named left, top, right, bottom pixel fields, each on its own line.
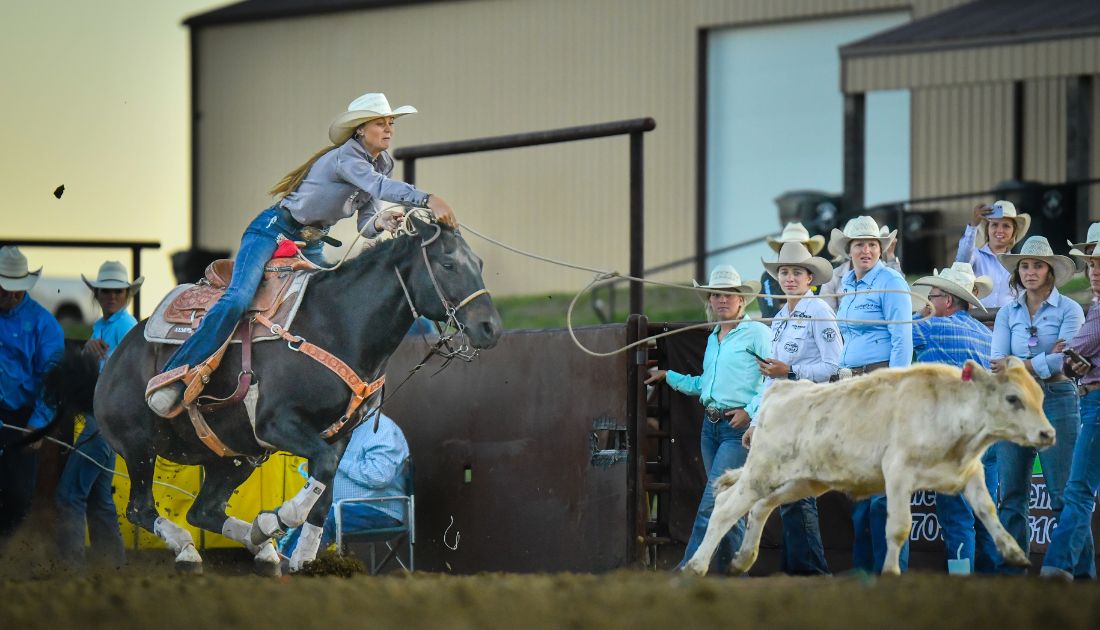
left=144, top=256, right=317, bottom=345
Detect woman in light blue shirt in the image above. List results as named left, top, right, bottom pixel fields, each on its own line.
left=992, top=236, right=1085, bottom=576
left=647, top=265, right=770, bottom=573
left=56, top=261, right=141, bottom=570
left=831, top=216, right=913, bottom=574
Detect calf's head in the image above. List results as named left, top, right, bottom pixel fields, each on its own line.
left=967, top=358, right=1054, bottom=448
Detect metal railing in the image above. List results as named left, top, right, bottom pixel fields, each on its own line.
left=394, top=118, right=656, bottom=315
left=0, top=238, right=161, bottom=318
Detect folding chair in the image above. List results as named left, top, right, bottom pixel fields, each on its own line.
left=334, top=458, right=415, bottom=574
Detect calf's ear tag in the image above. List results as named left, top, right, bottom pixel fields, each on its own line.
left=961, top=365, right=973, bottom=382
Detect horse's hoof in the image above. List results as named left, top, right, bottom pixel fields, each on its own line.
left=174, top=544, right=204, bottom=575
left=254, top=542, right=282, bottom=577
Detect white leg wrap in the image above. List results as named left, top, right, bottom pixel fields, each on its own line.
left=154, top=516, right=196, bottom=556
left=289, top=522, right=324, bottom=573
left=277, top=477, right=327, bottom=528
left=222, top=517, right=262, bottom=555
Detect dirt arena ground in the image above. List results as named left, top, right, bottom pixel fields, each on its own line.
left=2, top=552, right=1099, bottom=630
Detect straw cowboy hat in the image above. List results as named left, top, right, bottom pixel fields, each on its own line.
left=1069, top=221, right=1100, bottom=255
left=912, top=262, right=992, bottom=312
left=828, top=216, right=897, bottom=260
left=767, top=222, right=826, bottom=256
left=82, top=260, right=143, bottom=293
left=328, top=92, right=418, bottom=144
left=762, top=241, right=833, bottom=285
left=693, top=264, right=760, bottom=306
left=0, top=246, right=42, bottom=292
left=997, top=236, right=1076, bottom=287
left=976, top=200, right=1030, bottom=249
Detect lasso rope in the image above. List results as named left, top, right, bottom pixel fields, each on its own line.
left=458, top=222, right=935, bottom=357
left=0, top=423, right=198, bottom=499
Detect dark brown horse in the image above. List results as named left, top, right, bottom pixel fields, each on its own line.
left=54, top=216, right=501, bottom=574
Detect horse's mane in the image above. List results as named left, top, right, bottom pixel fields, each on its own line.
left=315, top=216, right=455, bottom=282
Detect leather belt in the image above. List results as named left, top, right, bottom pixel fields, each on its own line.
left=830, top=361, right=889, bottom=382
left=1080, top=382, right=1100, bottom=394
left=277, top=207, right=341, bottom=246
left=704, top=405, right=735, bottom=423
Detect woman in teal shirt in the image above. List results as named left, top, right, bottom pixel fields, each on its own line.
left=647, top=265, right=771, bottom=572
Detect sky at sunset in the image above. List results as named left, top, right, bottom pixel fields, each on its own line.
left=2, top=0, right=229, bottom=310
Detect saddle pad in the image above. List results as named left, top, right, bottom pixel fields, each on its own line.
left=144, top=272, right=313, bottom=345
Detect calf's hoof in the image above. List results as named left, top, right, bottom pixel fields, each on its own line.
left=681, top=559, right=709, bottom=577
left=1001, top=544, right=1030, bottom=568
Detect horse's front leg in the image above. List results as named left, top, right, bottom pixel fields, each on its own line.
left=186, top=457, right=282, bottom=576
left=249, top=416, right=343, bottom=569
left=287, top=482, right=335, bottom=572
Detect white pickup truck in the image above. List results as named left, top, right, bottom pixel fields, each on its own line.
left=28, top=277, right=98, bottom=326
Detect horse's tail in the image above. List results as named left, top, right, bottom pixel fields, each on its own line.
left=10, top=347, right=100, bottom=449
left=713, top=468, right=743, bottom=494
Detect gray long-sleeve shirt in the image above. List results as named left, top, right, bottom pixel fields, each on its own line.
left=278, top=139, right=430, bottom=237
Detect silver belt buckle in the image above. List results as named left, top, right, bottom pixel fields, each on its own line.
left=837, top=368, right=854, bottom=380
left=704, top=406, right=722, bottom=423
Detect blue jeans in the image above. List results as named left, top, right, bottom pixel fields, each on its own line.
left=996, top=380, right=1082, bottom=575
left=1042, top=389, right=1100, bottom=578
left=779, top=497, right=829, bottom=574
left=852, top=495, right=910, bottom=573
left=281, top=503, right=401, bottom=556
left=936, top=447, right=1000, bottom=573
left=55, top=421, right=125, bottom=569
left=678, top=417, right=748, bottom=571
left=164, top=206, right=323, bottom=372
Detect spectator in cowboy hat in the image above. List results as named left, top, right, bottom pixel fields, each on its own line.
left=645, top=265, right=770, bottom=573
left=818, top=220, right=901, bottom=311
left=54, top=261, right=142, bottom=570
left=0, top=246, right=64, bottom=548
left=831, top=215, right=913, bottom=574
left=1042, top=233, right=1100, bottom=580
left=909, top=263, right=1000, bottom=573
left=742, top=242, right=840, bottom=575
left=147, top=92, right=460, bottom=417
left=759, top=223, right=826, bottom=320
left=991, top=236, right=1085, bottom=576
left=956, top=200, right=1031, bottom=308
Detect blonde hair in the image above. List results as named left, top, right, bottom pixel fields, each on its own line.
left=269, top=145, right=339, bottom=198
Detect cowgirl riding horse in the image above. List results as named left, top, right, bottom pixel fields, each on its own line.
left=147, top=92, right=458, bottom=416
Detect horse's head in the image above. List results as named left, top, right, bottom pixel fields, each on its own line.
left=399, top=212, right=502, bottom=349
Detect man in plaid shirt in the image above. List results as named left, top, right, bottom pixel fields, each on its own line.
left=910, top=263, right=998, bottom=573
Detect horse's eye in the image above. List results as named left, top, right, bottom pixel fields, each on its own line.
left=442, top=262, right=455, bottom=271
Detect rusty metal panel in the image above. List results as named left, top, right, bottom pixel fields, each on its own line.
left=381, top=324, right=635, bottom=573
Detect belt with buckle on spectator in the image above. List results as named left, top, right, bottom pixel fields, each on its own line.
left=277, top=207, right=341, bottom=246
left=704, top=405, right=735, bottom=423
left=1079, top=382, right=1100, bottom=395
left=829, top=361, right=889, bottom=382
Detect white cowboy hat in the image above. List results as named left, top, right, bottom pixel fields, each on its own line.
left=328, top=92, right=418, bottom=145
left=766, top=222, right=826, bottom=256
left=997, top=236, right=1076, bottom=287
left=828, top=216, right=897, bottom=260
left=912, top=262, right=992, bottom=312
left=82, top=260, right=143, bottom=293
left=0, top=246, right=42, bottom=292
left=692, top=264, right=760, bottom=306
left=762, top=241, right=833, bottom=285
left=1068, top=221, right=1100, bottom=254
left=976, top=200, right=1031, bottom=249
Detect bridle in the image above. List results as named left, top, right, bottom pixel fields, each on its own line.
left=392, top=212, right=490, bottom=363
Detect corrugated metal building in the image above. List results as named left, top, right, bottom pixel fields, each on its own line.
left=185, top=0, right=1099, bottom=295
